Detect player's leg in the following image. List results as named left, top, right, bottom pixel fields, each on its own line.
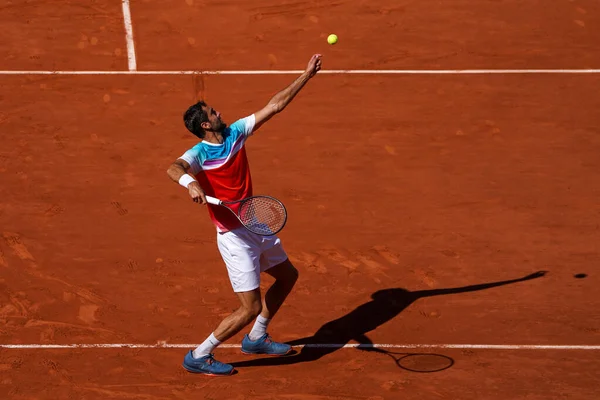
left=262, top=258, right=299, bottom=318
left=212, top=288, right=263, bottom=341
left=241, top=236, right=297, bottom=355
left=182, top=288, right=263, bottom=375
left=182, top=229, right=263, bottom=375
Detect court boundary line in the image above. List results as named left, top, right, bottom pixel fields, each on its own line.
left=0, top=69, right=600, bottom=76
left=121, top=0, right=137, bottom=71
left=1, top=343, right=599, bottom=350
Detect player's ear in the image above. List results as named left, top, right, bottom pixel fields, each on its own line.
left=201, top=121, right=212, bottom=130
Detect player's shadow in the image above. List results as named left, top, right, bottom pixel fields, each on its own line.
left=230, top=270, right=547, bottom=369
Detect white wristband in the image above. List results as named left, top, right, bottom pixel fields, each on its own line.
left=178, top=174, right=196, bottom=188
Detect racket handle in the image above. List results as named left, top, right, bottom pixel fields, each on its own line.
left=205, top=196, right=222, bottom=205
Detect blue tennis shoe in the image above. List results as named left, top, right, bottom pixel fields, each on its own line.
left=241, top=333, right=292, bottom=356
left=182, top=351, right=234, bottom=376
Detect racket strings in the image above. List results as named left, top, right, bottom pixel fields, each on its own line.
left=238, top=197, right=286, bottom=235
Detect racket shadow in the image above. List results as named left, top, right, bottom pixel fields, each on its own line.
left=356, top=346, right=455, bottom=373
left=230, top=270, right=547, bottom=369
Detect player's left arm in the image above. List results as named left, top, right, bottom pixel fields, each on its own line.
left=251, top=54, right=322, bottom=133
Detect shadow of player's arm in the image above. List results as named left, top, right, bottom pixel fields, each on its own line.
left=415, top=271, right=548, bottom=298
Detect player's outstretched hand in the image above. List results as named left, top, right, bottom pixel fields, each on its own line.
left=188, top=181, right=207, bottom=205
left=306, top=54, right=322, bottom=78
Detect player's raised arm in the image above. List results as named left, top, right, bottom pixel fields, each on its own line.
left=252, top=54, right=322, bottom=132
left=167, top=158, right=208, bottom=205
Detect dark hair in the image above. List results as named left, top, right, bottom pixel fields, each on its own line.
left=183, top=101, right=208, bottom=139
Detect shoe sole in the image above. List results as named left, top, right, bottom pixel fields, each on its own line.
left=241, top=348, right=294, bottom=357
left=182, top=364, right=235, bottom=376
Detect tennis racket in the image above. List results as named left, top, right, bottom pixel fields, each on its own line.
left=205, top=195, right=287, bottom=236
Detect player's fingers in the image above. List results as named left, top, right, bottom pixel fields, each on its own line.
left=199, top=192, right=208, bottom=205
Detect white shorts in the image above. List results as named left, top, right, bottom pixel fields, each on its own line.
left=216, top=227, right=288, bottom=293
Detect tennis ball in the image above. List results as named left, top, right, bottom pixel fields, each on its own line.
left=327, top=34, right=338, bottom=45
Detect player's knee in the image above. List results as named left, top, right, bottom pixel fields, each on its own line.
left=270, top=260, right=299, bottom=286
left=287, top=264, right=299, bottom=285
left=281, top=262, right=299, bottom=287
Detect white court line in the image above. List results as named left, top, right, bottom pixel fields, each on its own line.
left=121, top=0, right=137, bottom=71
left=0, top=69, right=600, bottom=75
left=1, top=343, right=599, bottom=350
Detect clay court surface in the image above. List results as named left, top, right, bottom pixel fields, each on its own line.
left=1, top=0, right=600, bottom=399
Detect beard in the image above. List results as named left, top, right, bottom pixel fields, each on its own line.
left=213, top=118, right=227, bottom=132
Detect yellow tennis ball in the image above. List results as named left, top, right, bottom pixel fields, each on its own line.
left=327, top=34, right=338, bottom=45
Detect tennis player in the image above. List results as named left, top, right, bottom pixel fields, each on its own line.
left=167, top=54, right=322, bottom=375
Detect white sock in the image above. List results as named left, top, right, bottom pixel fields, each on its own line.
left=192, top=333, right=221, bottom=358
left=249, top=315, right=270, bottom=341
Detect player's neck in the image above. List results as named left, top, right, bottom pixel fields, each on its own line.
left=203, top=131, right=224, bottom=144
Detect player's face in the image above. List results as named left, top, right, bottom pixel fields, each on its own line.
left=203, top=105, right=227, bottom=132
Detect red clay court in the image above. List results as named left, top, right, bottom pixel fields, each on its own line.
left=1, top=1, right=600, bottom=399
